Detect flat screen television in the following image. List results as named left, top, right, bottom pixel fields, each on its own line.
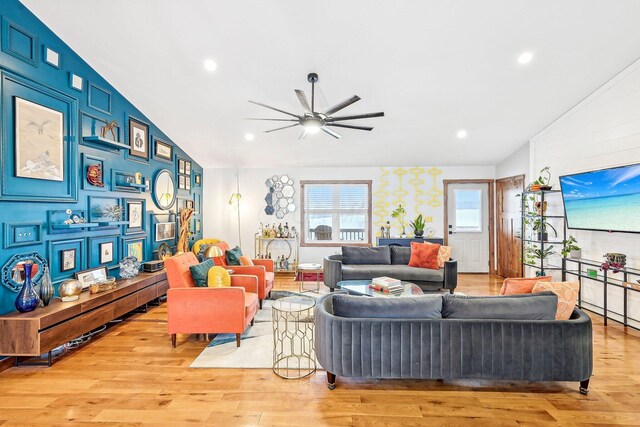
left=559, top=163, right=640, bottom=233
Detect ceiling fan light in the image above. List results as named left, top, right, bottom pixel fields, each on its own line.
left=305, top=125, right=320, bottom=134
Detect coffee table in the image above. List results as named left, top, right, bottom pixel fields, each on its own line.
left=336, top=280, right=423, bottom=297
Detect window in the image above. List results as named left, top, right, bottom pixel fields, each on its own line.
left=301, top=180, right=372, bottom=246
left=454, top=188, right=482, bottom=232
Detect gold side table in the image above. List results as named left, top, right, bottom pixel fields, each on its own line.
left=272, top=295, right=316, bottom=379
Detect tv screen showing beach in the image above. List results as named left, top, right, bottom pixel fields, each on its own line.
left=560, top=163, right=640, bottom=233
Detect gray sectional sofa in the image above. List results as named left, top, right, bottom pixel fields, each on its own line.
left=323, top=245, right=457, bottom=293
left=315, top=292, right=593, bottom=394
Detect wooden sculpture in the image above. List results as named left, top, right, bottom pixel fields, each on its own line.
left=178, top=208, right=194, bottom=253
left=100, top=120, right=118, bottom=139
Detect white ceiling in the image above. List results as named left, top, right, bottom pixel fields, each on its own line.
left=22, top=0, right=640, bottom=168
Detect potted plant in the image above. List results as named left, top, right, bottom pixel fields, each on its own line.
left=533, top=218, right=557, bottom=241
left=409, top=214, right=425, bottom=237
left=561, top=236, right=581, bottom=258
left=391, top=204, right=407, bottom=238
left=527, top=166, right=553, bottom=192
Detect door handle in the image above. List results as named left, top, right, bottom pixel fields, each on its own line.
left=449, top=231, right=454, bottom=235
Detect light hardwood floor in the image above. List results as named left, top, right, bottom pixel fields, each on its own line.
left=1, top=274, right=639, bottom=426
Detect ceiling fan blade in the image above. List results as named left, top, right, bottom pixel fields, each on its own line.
left=245, top=118, right=299, bottom=121
left=326, top=123, right=373, bottom=131
left=264, top=123, right=300, bottom=133
left=248, top=100, right=300, bottom=118
left=321, top=127, right=342, bottom=139
left=329, top=112, right=385, bottom=122
left=324, top=95, right=361, bottom=116
left=294, top=90, right=312, bottom=113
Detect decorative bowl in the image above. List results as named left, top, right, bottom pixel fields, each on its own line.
left=89, top=277, right=117, bottom=294
left=58, top=279, right=83, bottom=302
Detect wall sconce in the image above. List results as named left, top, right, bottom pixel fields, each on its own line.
left=228, top=193, right=241, bottom=205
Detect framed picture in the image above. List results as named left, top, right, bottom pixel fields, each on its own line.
left=154, top=139, right=173, bottom=161
left=126, top=240, right=144, bottom=260
left=195, top=219, right=201, bottom=233
left=178, top=175, right=185, bottom=189
left=185, top=178, right=191, bottom=191
left=178, top=159, right=185, bottom=174
left=194, top=173, right=201, bottom=186
left=128, top=118, right=149, bottom=160
left=124, top=199, right=145, bottom=233
left=185, top=161, right=191, bottom=175
left=155, top=222, right=176, bottom=242
left=157, top=242, right=172, bottom=260
left=99, top=241, right=114, bottom=264
left=75, top=266, right=108, bottom=289
left=61, top=248, right=76, bottom=272
left=15, top=97, right=64, bottom=181
left=185, top=199, right=194, bottom=210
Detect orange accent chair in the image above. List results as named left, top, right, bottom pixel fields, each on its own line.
left=165, top=252, right=259, bottom=347
left=201, top=241, right=275, bottom=309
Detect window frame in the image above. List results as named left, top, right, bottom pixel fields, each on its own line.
left=300, top=180, right=372, bottom=247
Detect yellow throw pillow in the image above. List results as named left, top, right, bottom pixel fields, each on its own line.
left=532, top=281, right=579, bottom=320
left=437, top=246, right=452, bottom=269
left=207, top=266, right=231, bottom=288
left=239, top=255, right=254, bottom=266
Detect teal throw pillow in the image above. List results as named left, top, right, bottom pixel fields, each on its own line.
left=225, top=246, right=243, bottom=266
left=189, top=259, right=214, bottom=287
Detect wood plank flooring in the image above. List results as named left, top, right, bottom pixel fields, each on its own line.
left=1, top=274, right=639, bottom=426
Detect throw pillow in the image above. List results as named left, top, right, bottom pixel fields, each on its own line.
left=500, top=276, right=552, bottom=295
left=532, top=281, right=580, bottom=320
left=437, top=245, right=452, bottom=268
left=342, top=246, right=391, bottom=265
left=408, top=241, right=440, bottom=269
left=189, top=259, right=215, bottom=287
left=207, top=266, right=231, bottom=288
left=332, top=294, right=442, bottom=319
left=442, top=292, right=558, bottom=320
left=225, top=246, right=243, bottom=266
left=239, top=255, right=254, bottom=266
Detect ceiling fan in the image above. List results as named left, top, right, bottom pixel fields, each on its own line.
left=247, top=73, right=384, bottom=139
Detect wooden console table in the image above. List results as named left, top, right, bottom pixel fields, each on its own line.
left=0, top=271, right=168, bottom=365
left=376, top=237, right=444, bottom=246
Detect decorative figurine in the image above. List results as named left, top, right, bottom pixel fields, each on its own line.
left=87, top=163, right=104, bottom=187
left=100, top=120, right=118, bottom=140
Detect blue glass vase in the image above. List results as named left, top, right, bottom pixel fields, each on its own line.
left=15, top=261, right=39, bottom=313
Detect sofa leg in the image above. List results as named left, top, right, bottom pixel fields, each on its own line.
left=171, top=334, right=176, bottom=348
left=330, top=288, right=334, bottom=293
left=580, top=379, right=590, bottom=395
left=236, top=333, right=241, bottom=347
left=327, top=372, right=336, bottom=390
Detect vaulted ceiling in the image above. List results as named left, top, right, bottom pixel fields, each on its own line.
left=22, top=0, right=640, bottom=168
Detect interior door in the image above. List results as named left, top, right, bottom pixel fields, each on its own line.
left=446, top=183, right=490, bottom=273
left=496, top=175, right=524, bottom=278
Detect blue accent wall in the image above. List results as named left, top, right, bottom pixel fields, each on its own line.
left=0, top=0, right=204, bottom=315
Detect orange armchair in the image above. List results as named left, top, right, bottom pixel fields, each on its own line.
left=164, top=252, right=259, bottom=347
left=206, top=241, right=275, bottom=309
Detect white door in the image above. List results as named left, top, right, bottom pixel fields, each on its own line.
left=447, top=183, right=490, bottom=273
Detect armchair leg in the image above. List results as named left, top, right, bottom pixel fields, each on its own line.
left=259, top=299, right=263, bottom=309
left=251, top=318, right=255, bottom=326
left=327, top=372, right=336, bottom=390
left=236, top=333, right=241, bottom=347
left=449, top=289, right=454, bottom=294
left=171, top=334, right=176, bottom=348
left=580, top=379, right=590, bottom=395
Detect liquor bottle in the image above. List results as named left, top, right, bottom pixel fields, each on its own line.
left=268, top=252, right=272, bottom=259
left=283, top=222, right=289, bottom=238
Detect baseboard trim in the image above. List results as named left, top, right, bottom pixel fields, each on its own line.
left=0, top=356, right=16, bottom=373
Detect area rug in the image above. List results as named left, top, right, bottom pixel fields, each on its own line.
left=190, top=291, right=321, bottom=369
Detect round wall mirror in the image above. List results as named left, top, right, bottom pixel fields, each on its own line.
left=153, top=169, right=176, bottom=210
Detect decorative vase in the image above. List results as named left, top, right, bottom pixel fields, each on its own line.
left=119, top=256, right=141, bottom=279
left=15, top=261, right=39, bottom=313
left=58, top=279, right=83, bottom=302
left=540, top=185, right=553, bottom=191
left=570, top=249, right=582, bottom=259
left=414, top=230, right=424, bottom=237
left=39, top=265, right=54, bottom=306
left=530, top=184, right=541, bottom=192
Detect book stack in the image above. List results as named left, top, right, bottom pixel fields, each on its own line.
left=370, top=277, right=404, bottom=295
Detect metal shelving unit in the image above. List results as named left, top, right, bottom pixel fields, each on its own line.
left=520, top=190, right=566, bottom=275
left=563, top=257, right=640, bottom=330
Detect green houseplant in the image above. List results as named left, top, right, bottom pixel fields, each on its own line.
left=561, top=236, right=581, bottom=258
left=533, top=218, right=557, bottom=241
left=409, top=214, right=425, bottom=237
left=391, top=204, right=407, bottom=237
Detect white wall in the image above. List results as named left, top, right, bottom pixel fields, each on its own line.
left=203, top=165, right=495, bottom=263
left=496, top=141, right=530, bottom=180
left=530, top=58, right=640, bottom=327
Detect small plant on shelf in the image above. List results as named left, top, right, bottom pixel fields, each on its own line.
left=528, top=166, right=553, bottom=192
left=409, top=214, right=425, bottom=237
left=561, top=236, right=581, bottom=258
left=391, top=204, right=407, bottom=237
left=532, top=218, right=557, bottom=241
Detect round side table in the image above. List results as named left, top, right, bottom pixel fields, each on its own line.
left=272, top=295, right=316, bottom=379
left=296, top=262, right=322, bottom=293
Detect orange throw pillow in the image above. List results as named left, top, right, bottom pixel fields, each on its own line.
left=532, top=281, right=580, bottom=320
left=239, top=255, right=254, bottom=266
left=408, top=241, right=440, bottom=270
left=437, top=246, right=452, bottom=268
left=500, top=276, right=552, bottom=295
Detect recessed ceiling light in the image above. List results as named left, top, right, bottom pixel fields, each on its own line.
left=203, top=59, right=217, bottom=72
left=456, top=130, right=467, bottom=139
left=244, top=133, right=255, bottom=141
left=517, top=52, right=533, bottom=65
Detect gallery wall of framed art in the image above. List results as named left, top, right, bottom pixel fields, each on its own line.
left=0, top=0, right=204, bottom=315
